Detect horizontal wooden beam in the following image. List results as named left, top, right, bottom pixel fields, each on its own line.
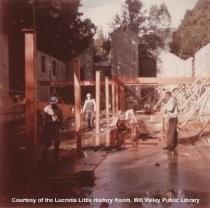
left=80, top=80, right=112, bottom=86
left=38, top=81, right=74, bottom=86
left=38, top=80, right=113, bottom=87
left=39, top=77, right=210, bottom=87
left=122, top=77, right=210, bottom=85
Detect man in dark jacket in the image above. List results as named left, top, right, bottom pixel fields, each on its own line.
left=42, top=96, right=63, bottom=161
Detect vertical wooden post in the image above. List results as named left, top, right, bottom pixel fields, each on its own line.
left=106, top=132, right=110, bottom=147
left=131, top=125, right=137, bottom=147
left=121, top=86, right=125, bottom=111
left=119, top=86, right=122, bottom=111
left=116, top=85, right=119, bottom=113
left=105, top=77, right=109, bottom=127
left=95, top=134, right=100, bottom=146
left=112, top=78, right=116, bottom=116
left=74, top=59, right=82, bottom=153
left=95, top=70, right=100, bottom=134
left=24, top=30, right=37, bottom=192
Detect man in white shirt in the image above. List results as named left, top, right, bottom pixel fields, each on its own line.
left=82, top=93, right=96, bottom=130
left=125, top=108, right=138, bottom=126
left=162, top=91, right=178, bottom=151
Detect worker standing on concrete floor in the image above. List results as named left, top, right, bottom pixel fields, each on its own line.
left=162, top=91, right=178, bottom=151
left=125, top=108, right=138, bottom=126
left=41, top=96, right=64, bottom=161
left=82, top=93, right=96, bottom=130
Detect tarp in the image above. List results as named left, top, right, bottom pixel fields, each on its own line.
left=156, top=49, right=192, bottom=77
left=157, top=43, right=210, bottom=78
left=195, top=43, right=210, bottom=77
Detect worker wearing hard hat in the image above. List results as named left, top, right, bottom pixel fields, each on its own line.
left=82, top=93, right=96, bottom=130
left=41, top=96, right=64, bottom=161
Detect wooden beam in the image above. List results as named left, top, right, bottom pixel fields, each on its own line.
left=122, top=77, right=210, bottom=85
left=115, top=85, right=119, bottom=112
left=51, top=81, right=73, bottom=86
left=105, top=77, right=109, bottom=127
left=40, top=77, right=210, bottom=87
left=80, top=80, right=112, bottom=86
left=24, top=30, right=37, bottom=192
left=95, top=70, right=100, bottom=134
left=73, top=59, right=82, bottom=153
left=39, top=80, right=113, bottom=87
left=112, top=78, right=116, bottom=115
left=119, top=86, right=125, bottom=111
left=106, top=131, right=110, bottom=147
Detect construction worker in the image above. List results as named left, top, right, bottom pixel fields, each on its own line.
left=82, top=93, right=96, bottom=130
left=42, top=96, right=63, bottom=161
left=125, top=108, right=138, bottom=126
left=162, top=91, right=178, bottom=151
left=124, top=106, right=139, bottom=147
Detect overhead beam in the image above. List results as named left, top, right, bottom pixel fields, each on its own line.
left=38, top=80, right=113, bottom=87
left=39, top=77, right=210, bottom=87
left=122, top=77, right=210, bottom=85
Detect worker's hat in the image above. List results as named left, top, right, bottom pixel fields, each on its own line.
left=50, top=96, right=58, bottom=104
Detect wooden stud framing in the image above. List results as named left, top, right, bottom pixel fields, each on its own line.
left=119, top=86, right=125, bottom=111
left=95, top=70, right=100, bottom=134
left=112, top=78, right=116, bottom=115
left=115, top=85, right=119, bottom=112
left=105, top=77, right=109, bottom=127
left=73, top=59, right=82, bottom=152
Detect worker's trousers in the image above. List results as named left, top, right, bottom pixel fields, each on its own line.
left=167, top=117, right=178, bottom=150
left=42, top=123, right=60, bottom=160
left=85, top=110, right=94, bottom=129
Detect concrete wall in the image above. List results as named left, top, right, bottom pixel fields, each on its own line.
left=0, top=33, right=9, bottom=96
left=111, top=28, right=138, bottom=78
left=66, top=48, right=94, bottom=81
left=36, top=50, right=66, bottom=101
left=111, top=28, right=139, bottom=109
left=79, top=48, right=94, bottom=80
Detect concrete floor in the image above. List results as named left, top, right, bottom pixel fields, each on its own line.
left=54, top=113, right=210, bottom=208
left=89, top=142, right=210, bottom=208
left=1, top=113, right=210, bottom=208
